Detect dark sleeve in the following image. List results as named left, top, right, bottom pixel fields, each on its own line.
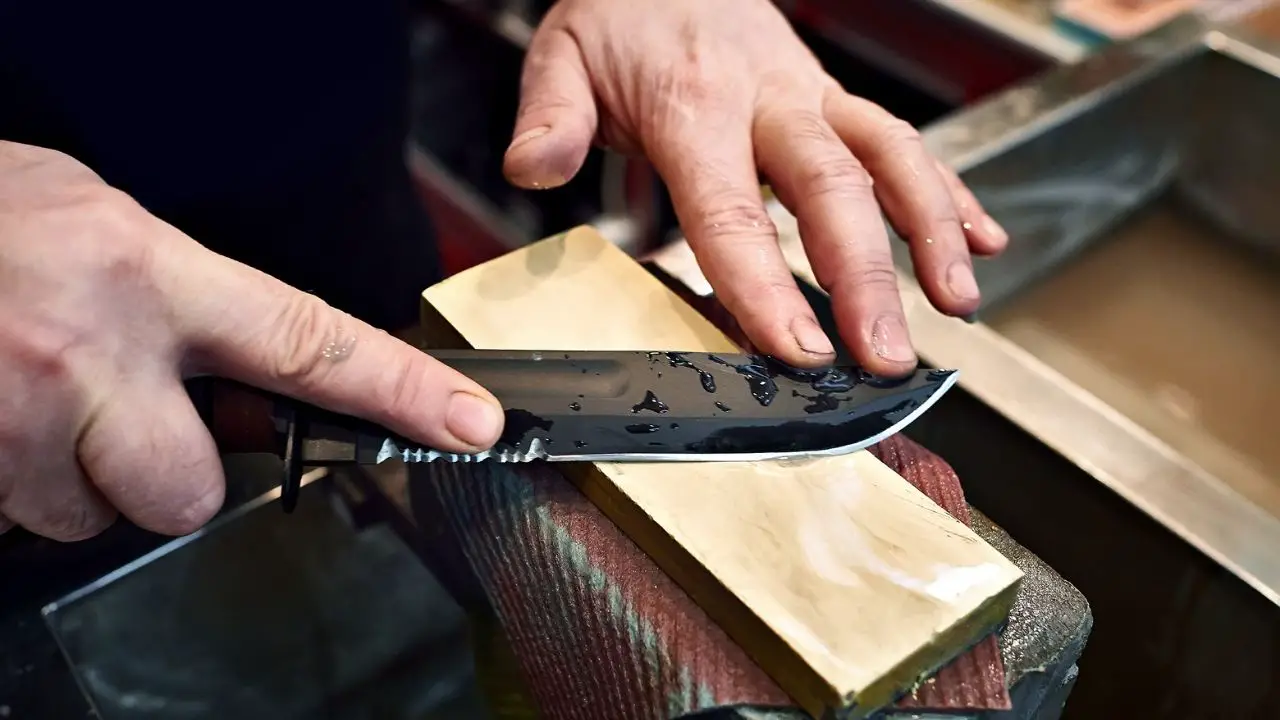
left=0, top=0, right=440, bottom=330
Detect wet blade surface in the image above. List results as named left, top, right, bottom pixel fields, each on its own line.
left=367, top=350, right=959, bottom=463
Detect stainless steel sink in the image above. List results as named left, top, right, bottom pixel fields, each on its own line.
left=888, top=16, right=1280, bottom=607
left=655, top=14, right=1280, bottom=607
left=922, top=24, right=1280, bottom=311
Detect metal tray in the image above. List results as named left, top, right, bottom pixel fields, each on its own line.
left=41, top=462, right=488, bottom=720
left=657, top=14, right=1280, bottom=607
left=888, top=15, right=1280, bottom=606
left=905, top=15, right=1280, bottom=607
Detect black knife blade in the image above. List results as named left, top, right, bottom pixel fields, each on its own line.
left=287, top=350, right=957, bottom=466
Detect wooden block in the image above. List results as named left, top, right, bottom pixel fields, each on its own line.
left=419, top=227, right=1023, bottom=718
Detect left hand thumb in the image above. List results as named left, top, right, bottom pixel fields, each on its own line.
left=503, top=26, right=598, bottom=190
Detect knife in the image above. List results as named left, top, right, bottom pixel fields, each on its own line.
left=268, top=349, right=957, bottom=509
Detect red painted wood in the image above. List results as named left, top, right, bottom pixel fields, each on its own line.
left=409, top=169, right=515, bottom=277
left=790, top=0, right=1055, bottom=103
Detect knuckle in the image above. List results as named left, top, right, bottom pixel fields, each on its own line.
left=0, top=315, right=81, bottom=384
left=672, top=73, right=722, bottom=107
left=785, top=110, right=836, bottom=145
left=0, top=144, right=99, bottom=197
left=692, top=196, right=778, bottom=242
left=42, top=504, right=113, bottom=542
left=877, top=117, right=924, bottom=150
left=929, top=204, right=962, bottom=229
left=801, top=155, right=875, bottom=199
left=753, top=278, right=806, bottom=307
left=76, top=185, right=146, bottom=235
left=37, top=145, right=100, bottom=179
left=764, top=110, right=878, bottom=199
left=372, top=349, right=427, bottom=420
left=820, top=255, right=900, bottom=297
left=265, top=293, right=346, bottom=389
left=910, top=198, right=962, bottom=238
left=76, top=399, right=224, bottom=537
left=934, top=157, right=962, bottom=183
left=643, top=71, right=737, bottom=143
left=99, top=237, right=158, bottom=291
left=651, top=62, right=728, bottom=117
left=67, top=188, right=160, bottom=286
left=902, top=194, right=961, bottom=235
left=517, top=90, right=578, bottom=122
left=841, top=259, right=901, bottom=294
left=719, top=276, right=798, bottom=312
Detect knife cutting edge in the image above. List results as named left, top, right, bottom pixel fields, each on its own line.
left=271, top=350, right=958, bottom=512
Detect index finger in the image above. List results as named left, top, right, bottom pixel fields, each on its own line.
left=162, top=240, right=504, bottom=453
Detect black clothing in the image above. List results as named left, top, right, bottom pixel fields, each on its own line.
left=0, top=0, right=438, bottom=329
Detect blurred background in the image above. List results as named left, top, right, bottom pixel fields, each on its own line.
left=4, top=1, right=1280, bottom=719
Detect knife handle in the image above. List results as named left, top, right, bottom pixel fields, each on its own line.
left=268, top=392, right=388, bottom=514
left=276, top=401, right=306, bottom=513
left=190, top=377, right=377, bottom=515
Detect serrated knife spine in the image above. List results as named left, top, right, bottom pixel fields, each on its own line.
left=376, top=437, right=550, bottom=464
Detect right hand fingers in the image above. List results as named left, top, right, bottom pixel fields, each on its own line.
left=754, top=100, right=916, bottom=377
left=823, top=93, right=978, bottom=319
left=644, top=92, right=836, bottom=368
left=932, top=158, right=1008, bottom=257
left=164, top=240, right=505, bottom=453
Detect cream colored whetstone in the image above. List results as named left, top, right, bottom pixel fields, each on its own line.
left=421, top=227, right=1023, bottom=717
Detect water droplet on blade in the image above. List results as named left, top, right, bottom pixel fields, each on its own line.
left=709, top=354, right=778, bottom=406
left=666, top=352, right=717, bottom=393
left=790, top=389, right=849, bottom=414
left=631, top=390, right=669, bottom=414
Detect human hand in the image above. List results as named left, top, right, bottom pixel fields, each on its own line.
left=0, top=142, right=503, bottom=541
left=503, top=0, right=1008, bottom=375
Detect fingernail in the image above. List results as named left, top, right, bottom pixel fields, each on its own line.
left=871, top=315, right=916, bottom=363
left=791, top=316, right=835, bottom=356
left=946, top=260, right=980, bottom=302
left=982, top=215, right=1008, bottom=243
left=508, top=126, right=550, bottom=151
left=447, top=392, right=503, bottom=448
